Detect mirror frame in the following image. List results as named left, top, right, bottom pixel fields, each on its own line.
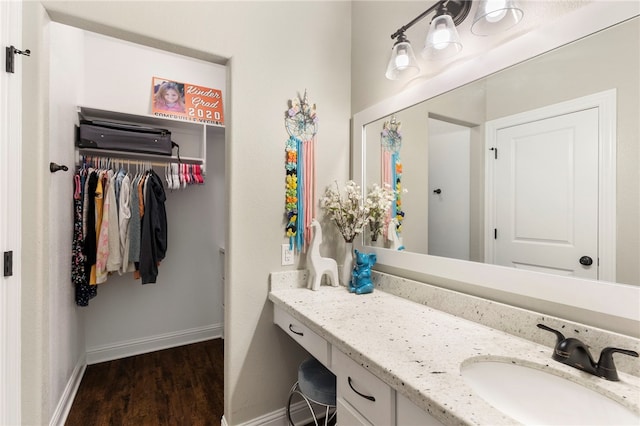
left=352, top=2, right=640, bottom=326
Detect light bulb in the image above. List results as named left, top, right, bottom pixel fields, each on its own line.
left=422, top=14, right=462, bottom=60
left=431, top=24, right=452, bottom=50
left=395, top=52, right=409, bottom=69
left=484, top=0, right=508, bottom=23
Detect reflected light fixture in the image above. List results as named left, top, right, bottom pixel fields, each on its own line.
left=385, top=0, right=524, bottom=80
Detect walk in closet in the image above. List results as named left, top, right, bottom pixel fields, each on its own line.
left=48, top=20, right=226, bottom=385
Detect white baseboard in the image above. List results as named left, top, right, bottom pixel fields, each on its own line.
left=221, top=400, right=319, bottom=426
left=49, top=354, right=87, bottom=426
left=86, top=323, right=223, bottom=365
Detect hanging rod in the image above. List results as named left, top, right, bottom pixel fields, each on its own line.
left=76, top=148, right=203, bottom=165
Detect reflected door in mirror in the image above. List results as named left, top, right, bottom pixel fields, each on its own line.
left=491, top=108, right=598, bottom=279
left=428, top=118, right=471, bottom=260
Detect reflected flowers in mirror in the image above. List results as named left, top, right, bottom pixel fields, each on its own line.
left=365, top=183, right=395, bottom=242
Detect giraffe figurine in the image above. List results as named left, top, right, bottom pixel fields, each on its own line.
left=387, top=220, right=405, bottom=251
left=307, top=219, right=339, bottom=290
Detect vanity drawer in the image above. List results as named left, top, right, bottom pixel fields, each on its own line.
left=274, top=306, right=330, bottom=367
left=333, top=347, right=394, bottom=425
left=337, top=397, right=373, bottom=426
left=396, top=393, right=445, bottom=426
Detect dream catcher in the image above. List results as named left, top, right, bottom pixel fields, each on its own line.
left=285, top=91, right=318, bottom=252
left=380, top=116, right=405, bottom=238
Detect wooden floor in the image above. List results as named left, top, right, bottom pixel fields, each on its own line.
left=65, top=339, right=224, bottom=426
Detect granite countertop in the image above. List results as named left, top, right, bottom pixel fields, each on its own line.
left=269, top=286, right=640, bottom=425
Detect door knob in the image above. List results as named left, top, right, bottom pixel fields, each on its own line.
left=579, top=256, right=593, bottom=266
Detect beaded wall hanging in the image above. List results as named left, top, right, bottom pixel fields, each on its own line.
left=381, top=116, right=405, bottom=238
left=284, top=91, right=318, bottom=252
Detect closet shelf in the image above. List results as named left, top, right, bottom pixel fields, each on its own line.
left=78, top=106, right=224, bottom=130
left=77, top=105, right=216, bottom=173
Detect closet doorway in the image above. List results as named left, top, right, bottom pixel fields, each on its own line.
left=47, top=22, right=227, bottom=420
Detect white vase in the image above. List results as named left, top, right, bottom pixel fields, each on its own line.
left=339, top=241, right=354, bottom=287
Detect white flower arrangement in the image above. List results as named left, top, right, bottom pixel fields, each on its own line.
left=320, top=181, right=367, bottom=243
left=320, top=180, right=395, bottom=243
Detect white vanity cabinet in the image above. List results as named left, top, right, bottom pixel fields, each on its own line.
left=273, top=307, right=331, bottom=367
left=332, top=347, right=395, bottom=425
left=273, top=305, right=443, bottom=425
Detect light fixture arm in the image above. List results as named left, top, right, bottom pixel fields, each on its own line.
left=390, top=0, right=472, bottom=40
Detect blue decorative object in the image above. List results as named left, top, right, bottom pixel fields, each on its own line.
left=349, top=249, right=377, bottom=295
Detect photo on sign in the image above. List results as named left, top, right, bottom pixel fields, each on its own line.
left=152, top=79, right=186, bottom=113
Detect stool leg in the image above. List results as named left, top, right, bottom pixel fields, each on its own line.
left=286, top=383, right=298, bottom=425
left=287, top=378, right=336, bottom=426
left=287, top=382, right=321, bottom=426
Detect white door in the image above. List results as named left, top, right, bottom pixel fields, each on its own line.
left=492, top=108, right=598, bottom=279
left=428, top=118, right=470, bottom=260
left=0, top=1, right=22, bottom=424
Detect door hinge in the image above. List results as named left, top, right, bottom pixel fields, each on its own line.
left=489, top=147, right=498, bottom=159
left=494, top=228, right=498, bottom=239
left=5, top=45, right=31, bottom=74
left=3, top=251, right=13, bottom=277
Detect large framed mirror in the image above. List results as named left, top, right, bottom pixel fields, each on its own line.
left=352, top=2, right=639, bottom=335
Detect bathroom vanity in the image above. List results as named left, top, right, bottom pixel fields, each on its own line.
left=270, top=271, right=640, bottom=425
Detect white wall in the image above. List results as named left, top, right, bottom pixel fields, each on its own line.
left=48, top=22, right=85, bottom=423
left=23, top=2, right=352, bottom=425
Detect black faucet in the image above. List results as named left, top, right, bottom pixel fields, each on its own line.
left=537, top=324, right=639, bottom=381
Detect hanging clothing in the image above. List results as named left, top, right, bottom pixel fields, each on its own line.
left=72, top=158, right=175, bottom=304
left=85, top=171, right=99, bottom=286
left=119, top=173, right=134, bottom=274
left=72, top=169, right=97, bottom=306
left=129, top=173, right=142, bottom=266
left=95, top=170, right=113, bottom=284
left=139, top=170, right=168, bottom=284
left=106, top=170, right=122, bottom=273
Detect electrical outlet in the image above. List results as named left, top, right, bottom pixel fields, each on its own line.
left=281, top=244, right=294, bottom=266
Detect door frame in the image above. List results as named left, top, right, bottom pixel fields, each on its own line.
left=427, top=118, right=471, bottom=260
left=484, top=89, right=616, bottom=282
left=0, top=0, right=23, bottom=424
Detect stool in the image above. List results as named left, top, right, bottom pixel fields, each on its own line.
left=286, top=357, right=336, bottom=426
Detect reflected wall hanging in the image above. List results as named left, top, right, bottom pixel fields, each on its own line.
left=381, top=116, right=405, bottom=240
left=284, top=91, right=318, bottom=252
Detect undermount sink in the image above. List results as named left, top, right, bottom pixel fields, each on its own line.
left=461, top=360, right=640, bottom=425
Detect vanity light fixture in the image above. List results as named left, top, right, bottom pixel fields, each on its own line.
left=385, top=0, right=524, bottom=80
left=471, top=0, right=524, bottom=36
left=385, top=32, right=420, bottom=80
left=422, top=2, right=463, bottom=60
